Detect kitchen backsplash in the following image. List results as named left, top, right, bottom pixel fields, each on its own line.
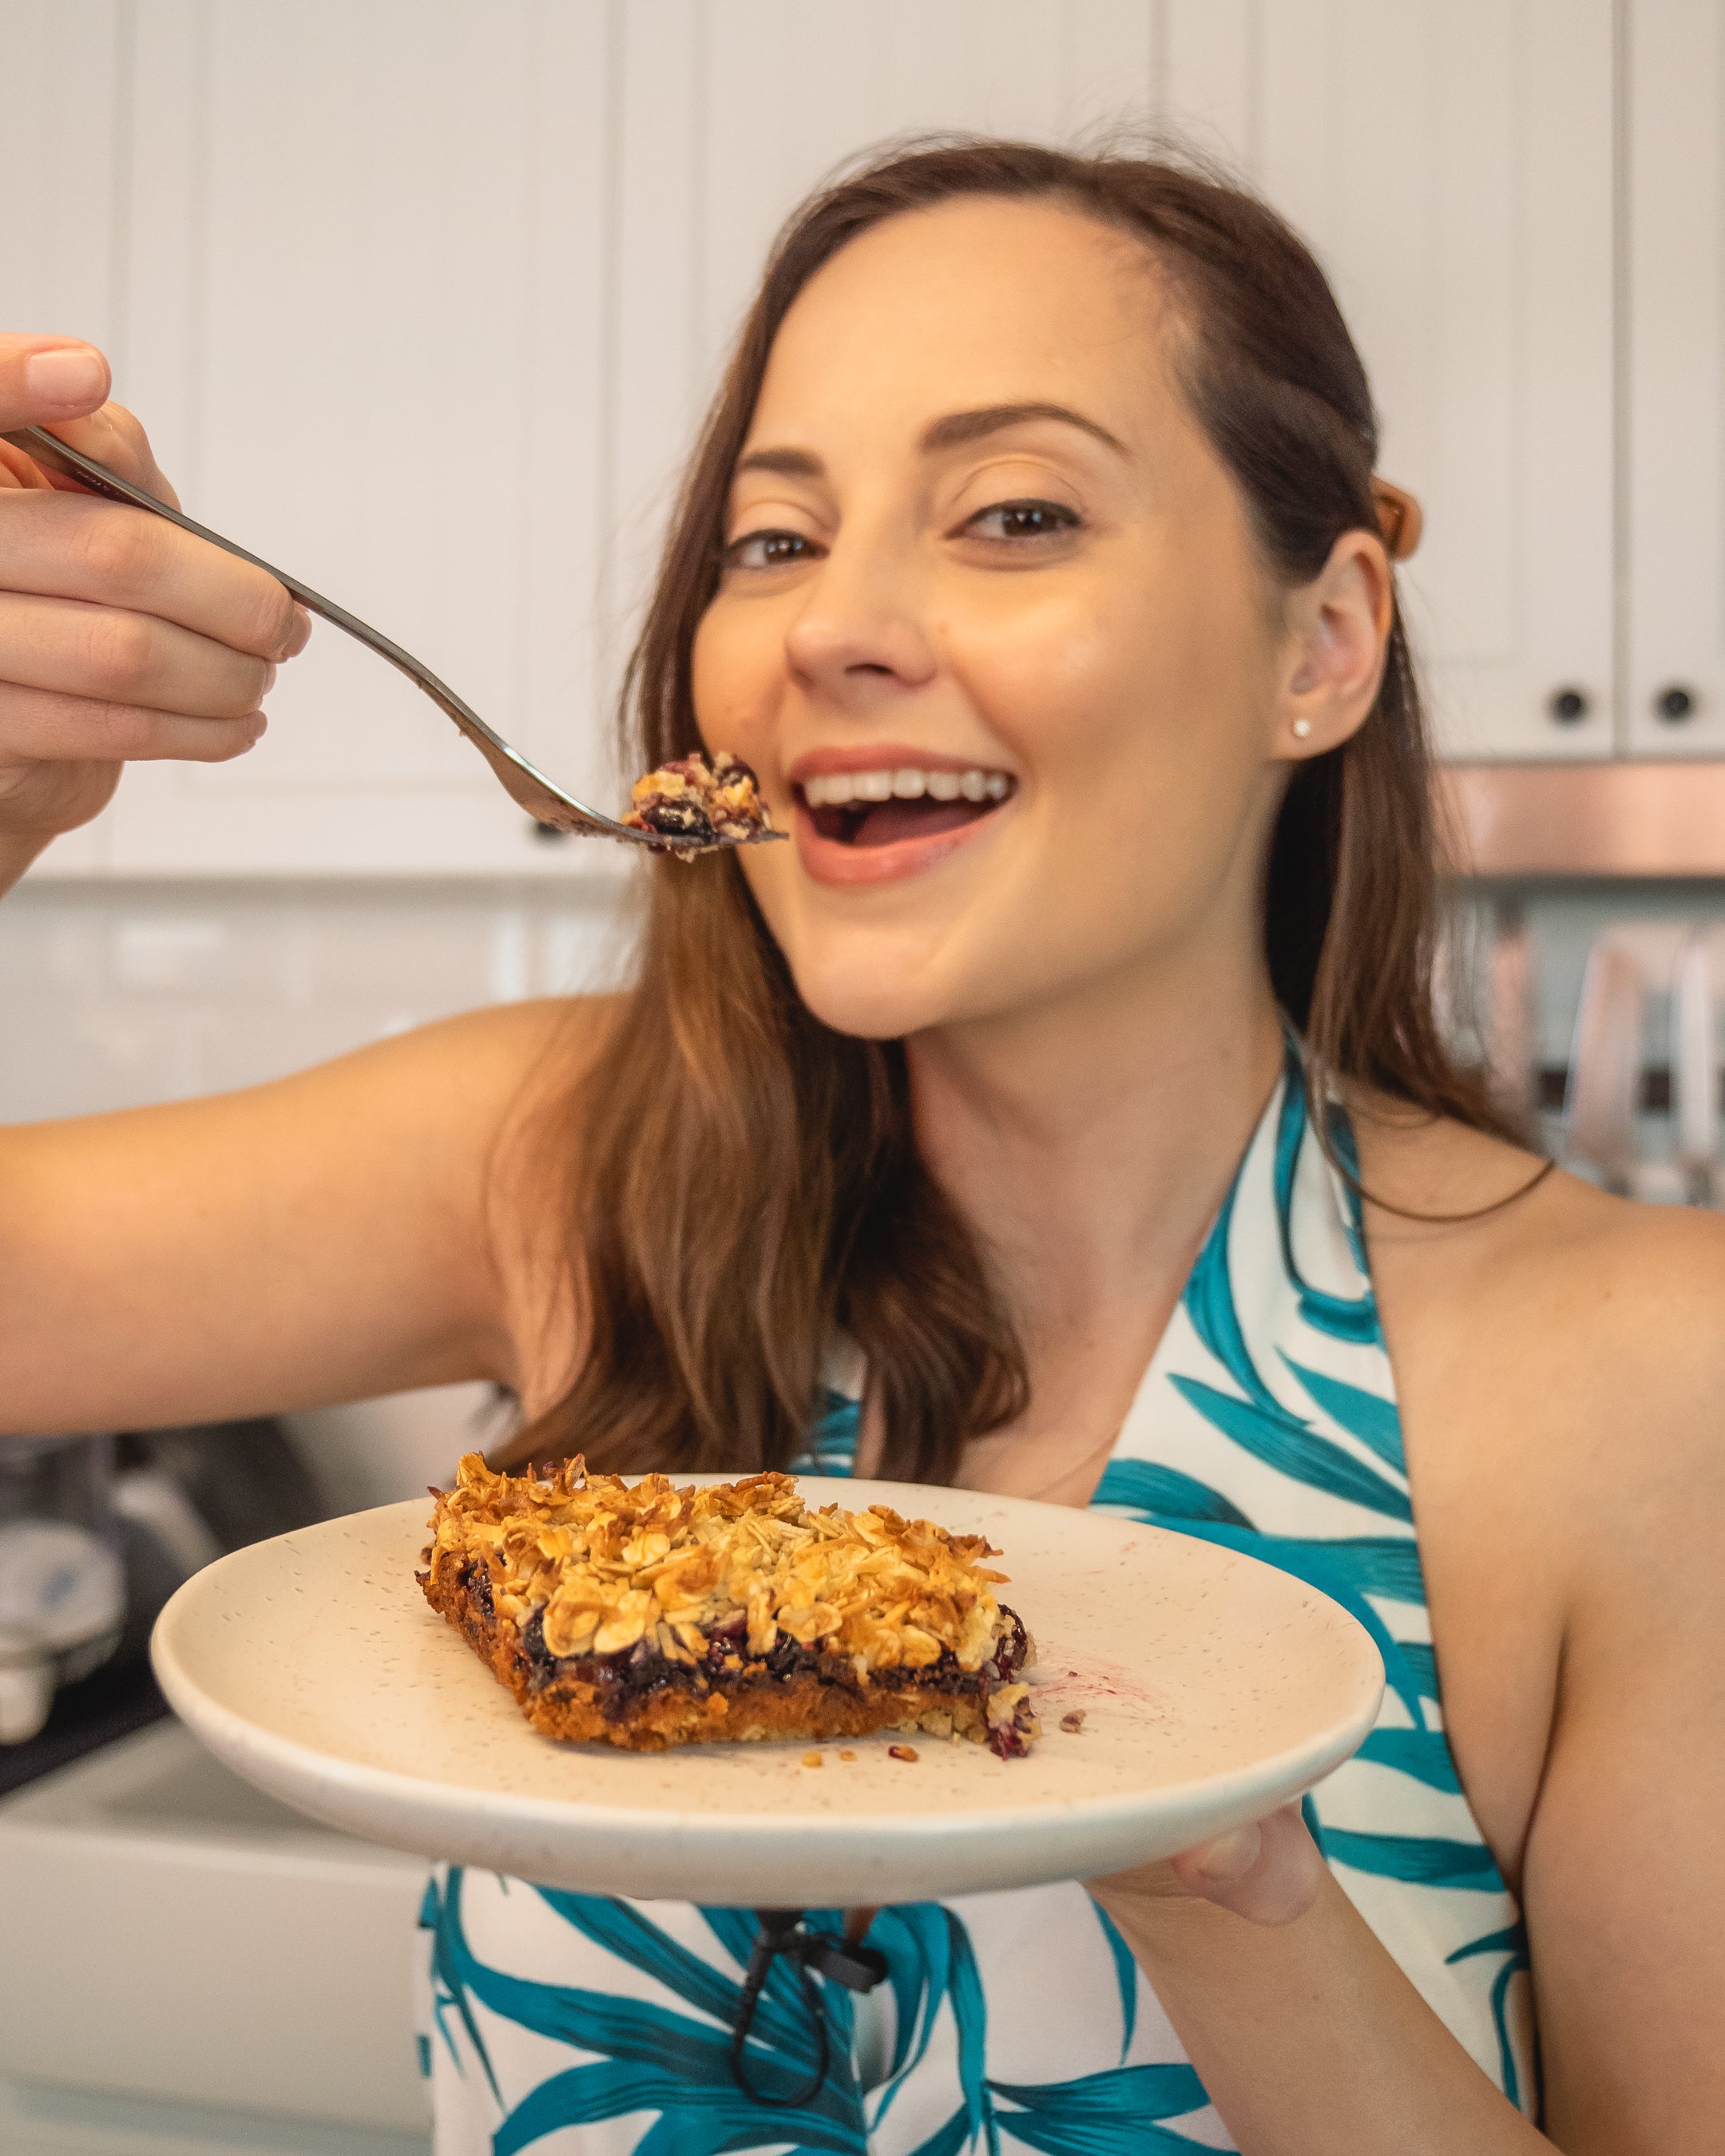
left=0, top=870, right=639, bottom=1123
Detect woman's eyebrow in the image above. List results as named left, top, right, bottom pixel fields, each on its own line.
left=732, top=402, right=1128, bottom=482
left=919, top=402, right=1128, bottom=458
left=733, top=446, right=824, bottom=479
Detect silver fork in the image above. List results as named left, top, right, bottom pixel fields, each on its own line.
left=2, top=425, right=783, bottom=854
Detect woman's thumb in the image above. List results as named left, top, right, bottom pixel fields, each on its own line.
left=0, top=335, right=111, bottom=433
left=1168, top=1803, right=1326, bottom=1927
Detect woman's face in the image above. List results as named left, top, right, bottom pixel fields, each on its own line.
left=691, top=195, right=1299, bottom=1042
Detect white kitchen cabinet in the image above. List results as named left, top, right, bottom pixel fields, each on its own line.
left=98, top=0, right=618, bottom=876
left=1164, top=0, right=1617, bottom=762
left=1624, top=0, right=1725, bottom=756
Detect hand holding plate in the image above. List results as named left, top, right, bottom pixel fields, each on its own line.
left=1086, top=1801, right=1326, bottom=1928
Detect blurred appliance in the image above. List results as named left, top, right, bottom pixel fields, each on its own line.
left=1442, top=761, right=1725, bottom=879
left=0, top=1422, right=426, bottom=2155
left=0, top=1437, right=125, bottom=1744
left=0, top=1420, right=323, bottom=1791
left=1442, top=761, right=1725, bottom=1200
left=1560, top=923, right=1722, bottom=1203
left=1672, top=931, right=1719, bottom=1205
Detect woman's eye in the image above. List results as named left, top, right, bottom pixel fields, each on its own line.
left=723, top=528, right=817, bottom=571
left=961, top=498, right=1081, bottom=544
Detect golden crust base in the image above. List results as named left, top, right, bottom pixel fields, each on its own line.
left=421, top=1544, right=993, bottom=1753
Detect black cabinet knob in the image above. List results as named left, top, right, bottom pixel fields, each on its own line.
left=1656, top=684, right=1697, bottom=722
left=1549, top=686, right=1589, bottom=723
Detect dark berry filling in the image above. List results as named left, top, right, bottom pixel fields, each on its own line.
left=637, top=795, right=716, bottom=841
left=987, top=1713, right=1034, bottom=1763
left=505, top=1594, right=1029, bottom=1726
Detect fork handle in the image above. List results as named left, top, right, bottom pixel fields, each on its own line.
left=8, top=425, right=347, bottom=611
left=4, top=426, right=497, bottom=745
left=2, top=423, right=641, bottom=839
left=1, top=427, right=778, bottom=848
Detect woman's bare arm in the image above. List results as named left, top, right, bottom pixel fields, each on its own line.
left=0, top=997, right=578, bottom=1436
left=1512, top=1242, right=1725, bottom=2149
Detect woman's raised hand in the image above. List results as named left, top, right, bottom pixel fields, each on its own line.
left=0, top=332, right=307, bottom=861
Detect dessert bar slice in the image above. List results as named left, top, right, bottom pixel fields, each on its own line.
left=419, top=1455, right=1040, bottom=1757
left=623, top=750, right=774, bottom=846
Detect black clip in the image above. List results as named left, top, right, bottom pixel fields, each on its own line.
left=728, top=1908, right=889, bottom=2107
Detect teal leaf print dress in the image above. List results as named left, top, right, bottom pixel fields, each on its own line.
left=417, top=1047, right=1537, bottom=2151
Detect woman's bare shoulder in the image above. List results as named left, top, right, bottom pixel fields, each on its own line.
left=343, top=990, right=623, bottom=1098
left=1355, top=1096, right=1725, bottom=1516
left=1353, top=1094, right=1725, bottom=1302
left=297, top=991, right=625, bottom=1164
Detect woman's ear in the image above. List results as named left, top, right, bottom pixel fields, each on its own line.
left=1274, top=529, right=1394, bottom=761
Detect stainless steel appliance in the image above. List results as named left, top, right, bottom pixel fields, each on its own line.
left=1444, top=763, right=1725, bottom=1202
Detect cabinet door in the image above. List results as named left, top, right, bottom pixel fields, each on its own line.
left=1166, top=0, right=1617, bottom=762
left=0, top=0, right=129, bottom=874
left=1625, top=0, right=1725, bottom=755
left=105, top=0, right=616, bottom=875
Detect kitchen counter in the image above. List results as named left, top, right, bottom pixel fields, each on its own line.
left=0, top=1721, right=430, bottom=2156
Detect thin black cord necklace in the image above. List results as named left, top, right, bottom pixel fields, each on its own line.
left=728, top=1908, right=889, bottom=2106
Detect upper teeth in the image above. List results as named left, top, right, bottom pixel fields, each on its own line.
left=802, top=767, right=1012, bottom=809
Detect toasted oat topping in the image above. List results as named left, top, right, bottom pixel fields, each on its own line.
left=427, top=1454, right=1015, bottom=1675
left=623, top=750, right=771, bottom=844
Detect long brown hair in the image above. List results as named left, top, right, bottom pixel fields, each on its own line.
left=503, top=137, right=1513, bottom=1483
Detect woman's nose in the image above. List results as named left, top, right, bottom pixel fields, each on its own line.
left=782, top=541, right=937, bottom=705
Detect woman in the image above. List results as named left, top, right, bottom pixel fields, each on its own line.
left=1, top=141, right=1719, bottom=2154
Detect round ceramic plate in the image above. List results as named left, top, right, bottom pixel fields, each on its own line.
left=151, top=1478, right=1382, bottom=1906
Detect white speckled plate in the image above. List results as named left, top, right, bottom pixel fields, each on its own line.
left=151, top=1479, right=1382, bottom=1906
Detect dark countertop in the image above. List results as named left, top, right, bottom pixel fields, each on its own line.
left=0, top=1654, right=170, bottom=1800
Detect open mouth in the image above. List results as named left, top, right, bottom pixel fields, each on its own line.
left=796, top=765, right=1016, bottom=848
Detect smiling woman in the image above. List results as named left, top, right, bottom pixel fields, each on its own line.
left=1, top=130, right=1720, bottom=2156
left=526, top=141, right=1493, bottom=1487
left=426, top=137, right=1723, bottom=2156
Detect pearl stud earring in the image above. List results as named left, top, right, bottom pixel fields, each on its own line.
left=1291, top=718, right=1313, bottom=739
